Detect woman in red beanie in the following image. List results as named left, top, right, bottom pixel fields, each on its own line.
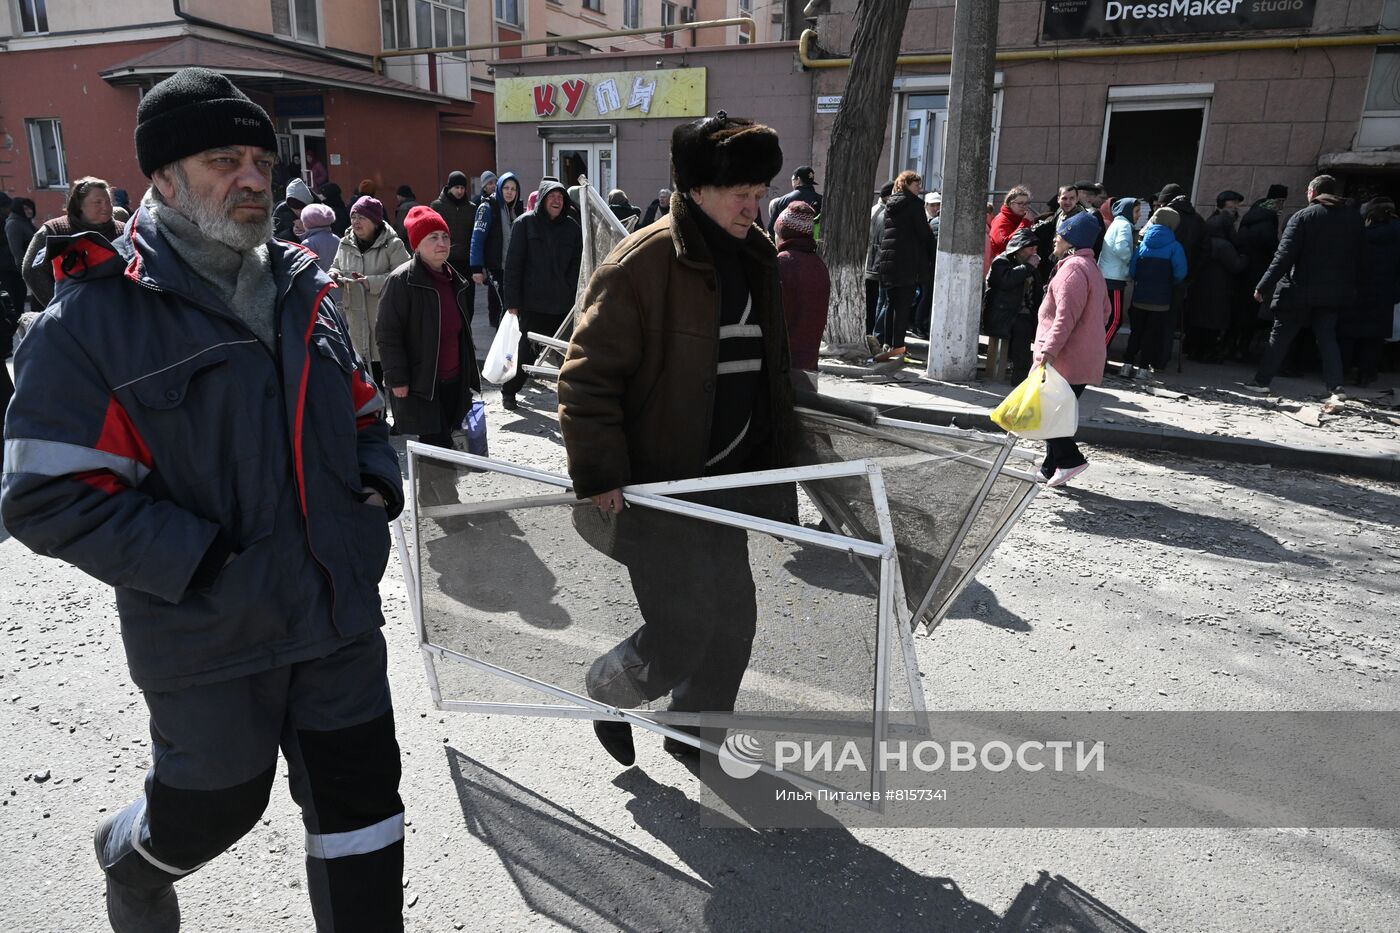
left=774, top=201, right=829, bottom=370
left=375, top=205, right=481, bottom=504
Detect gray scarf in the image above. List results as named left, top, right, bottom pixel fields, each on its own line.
left=145, top=190, right=278, bottom=351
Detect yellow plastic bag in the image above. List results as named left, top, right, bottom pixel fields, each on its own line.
left=990, top=364, right=1078, bottom=439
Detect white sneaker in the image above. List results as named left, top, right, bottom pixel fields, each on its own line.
left=1046, top=463, right=1089, bottom=488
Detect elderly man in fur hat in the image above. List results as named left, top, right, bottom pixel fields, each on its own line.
left=558, top=112, right=799, bottom=768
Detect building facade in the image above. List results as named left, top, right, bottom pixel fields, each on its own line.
left=808, top=0, right=1400, bottom=212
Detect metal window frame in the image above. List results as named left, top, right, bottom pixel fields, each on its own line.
left=397, top=443, right=916, bottom=809
left=25, top=117, right=67, bottom=189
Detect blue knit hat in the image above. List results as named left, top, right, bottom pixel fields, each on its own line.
left=1057, top=211, right=1099, bottom=250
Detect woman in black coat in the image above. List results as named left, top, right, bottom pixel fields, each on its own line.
left=1342, top=198, right=1400, bottom=386
left=872, top=170, right=933, bottom=360
left=376, top=206, right=481, bottom=505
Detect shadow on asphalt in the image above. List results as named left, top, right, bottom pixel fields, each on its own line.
left=1046, top=488, right=1327, bottom=568
left=947, top=579, right=1032, bottom=633
left=445, top=749, right=1146, bottom=933
left=427, top=514, right=572, bottom=630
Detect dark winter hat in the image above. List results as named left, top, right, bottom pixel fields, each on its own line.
left=404, top=205, right=449, bottom=252
left=1266, top=184, right=1289, bottom=200
left=350, top=195, right=385, bottom=227
left=1159, top=183, right=1186, bottom=202
left=1216, top=189, right=1245, bottom=208
left=396, top=184, right=415, bottom=199
left=670, top=111, right=783, bottom=194
left=135, top=67, right=276, bottom=177
left=1005, top=227, right=1037, bottom=253
left=1073, top=179, right=1102, bottom=194
left=0, top=192, right=11, bottom=211
left=793, top=165, right=817, bottom=186
left=878, top=182, right=894, bottom=199
left=447, top=171, right=469, bottom=189
left=1057, top=211, right=1099, bottom=250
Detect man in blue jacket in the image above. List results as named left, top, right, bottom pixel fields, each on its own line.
left=1120, top=206, right=1188, bottom=378
left=1, top=68, right=405, bottom=933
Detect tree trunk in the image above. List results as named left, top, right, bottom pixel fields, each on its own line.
left=820, top=0, right=913, bottom=348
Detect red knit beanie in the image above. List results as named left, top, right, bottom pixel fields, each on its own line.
left=404, top=205, right=449, bottom=252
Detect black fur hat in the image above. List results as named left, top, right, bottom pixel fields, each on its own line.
left=670, top=111, right=783, bottom=193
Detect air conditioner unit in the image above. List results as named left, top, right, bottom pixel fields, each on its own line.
left=680, top=7, right=696, bottom=23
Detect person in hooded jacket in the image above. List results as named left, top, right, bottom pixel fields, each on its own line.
left=1244, top=175, right=1365, bottom=399
left=1187, top=194, right=1249, bottom=362
left=273, top=177, right=313, bottom=242
left=608, top=189, right=643, bottom=231
left=376, top=206, right=480, bottom=505
left=865, top=183, right=893, bottom=339
left=332, top=195, right=411, bottom=384
left=775, top=201, right=829, bottom=371
left=983, top=227, right=1041, bottom=383
left=500, top=179, right=582, bottom=410
left=1121, top=207, right=1188, bottom=379
left=1098, top=197, right=1139, bottom=351
left=317, top=182, right=351, bottom=237
left=23, top=176, right=119, bottom=309
left=431, top=170, right=477, bottom=323
left=1033, top=211, right=1111, bottom=487
left=1340, top=198, right=1400, bottom=387
left=469, top=171, right=523, bottom=329
left=1225, top=185, right=1286, bottom=361
left=872, top=170, right=933, bottom=361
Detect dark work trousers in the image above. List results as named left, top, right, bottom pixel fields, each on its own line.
left=482, top=267, right=505, bottom=329
left=880, top=284, right=919, bottom=350
left=503, top=311, right=567, bottom=397
left=1340, top=335, right=1382, bottom=385
left=1041, top=383, right=1088, bottom=479
left=1104, top=280, right=1125, bottom=349
left=417, top=377, right=464, bottom=505
left=1254, top=306, right=1344, bottom=391
left=95, top=632, right=404, bottom=933
left=864, top=278, right=883, bottom=337
left=1009, top=312, right=1037, bottom=379
left=1122, top=305, right=1171, bottom=369
left=590, top=507, right=758, bottom=723
left=1222, top=294, right=1262, bottom=360
left=912, top=276, right=933, bottom=338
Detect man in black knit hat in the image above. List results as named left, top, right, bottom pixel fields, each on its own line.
left=1, top=67, right=405, bottom=932
left=558, top=112, right=798, bottom=768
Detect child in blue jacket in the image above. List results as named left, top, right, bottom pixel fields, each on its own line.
left=1121, top=207, right=1187, bottom=377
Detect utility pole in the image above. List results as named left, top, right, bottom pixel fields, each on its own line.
left=926, top=0, right=1000, bottom=381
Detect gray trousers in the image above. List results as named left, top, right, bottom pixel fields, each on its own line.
left=96, top=632, right=404, bottom=932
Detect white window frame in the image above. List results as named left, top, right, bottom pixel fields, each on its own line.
left=1097, top=84, right=1213, bottom=200
left=888, top=74, right=1004, bottom=193
left=16, top=0, right=49, bottom=35
left=662, top=2, right=677, bottom=27
left=1359, top=46, right=1400, bottom=150
left=494, top=0, right=521, bottom=27
left=581, top=0, right=602, bottom=12
left=623, top=0, right=640, bottom=29
left=26, top=117, right=67, bottom=189
left=272, top=0, right=324, bottom=46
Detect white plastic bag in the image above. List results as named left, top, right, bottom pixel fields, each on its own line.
left=990, top=363, right=1079, bottom=440
left=482, top=313, right=521, bottom=384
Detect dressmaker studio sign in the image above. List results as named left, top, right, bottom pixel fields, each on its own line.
left=1043, top=0, right=1316, bottom=40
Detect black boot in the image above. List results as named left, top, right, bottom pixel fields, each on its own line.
left=95, top=813, right=180, bottom=933
left=592, top=721, right=636, bottom=766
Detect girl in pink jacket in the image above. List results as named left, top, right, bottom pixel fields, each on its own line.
left=1033, top=211, right=1110, bottom=487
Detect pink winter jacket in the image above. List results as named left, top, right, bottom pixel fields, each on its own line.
left=1033, top=251, right=1110, bottom=386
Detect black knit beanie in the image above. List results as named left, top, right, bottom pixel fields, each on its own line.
left=135, top=67, right=277, bottom=177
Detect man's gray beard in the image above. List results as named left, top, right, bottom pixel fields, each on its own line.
left=166, top=164, right=272, bottom=253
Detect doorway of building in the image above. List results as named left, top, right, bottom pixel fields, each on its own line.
left=288, top=118, right=327, bottom=191
left=1100, top=106, right=1205, bottom=203
left=547, top=141, right=616, bottom=194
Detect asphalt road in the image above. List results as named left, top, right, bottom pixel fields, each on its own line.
left=2, top=380, right=1397, bottom=932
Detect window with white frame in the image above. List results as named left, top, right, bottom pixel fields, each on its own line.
left=381, top=0, right=466, bottom=54
left=738, top=0, right=751, bottom=12
left=17, top=0, right=48, bottom=34
left=1360, top=46, right=1400, bottom=149
left=495, top=0, right=520, bottom=26
left=583, top=0, right=602, bottom=12
left=662, top=2, right=677, bottom=27
left=272, top=0, right=320, bottom=44
left=26, top=118, right=66, bottom=189
left=623, top=0, right=639, bottom=28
